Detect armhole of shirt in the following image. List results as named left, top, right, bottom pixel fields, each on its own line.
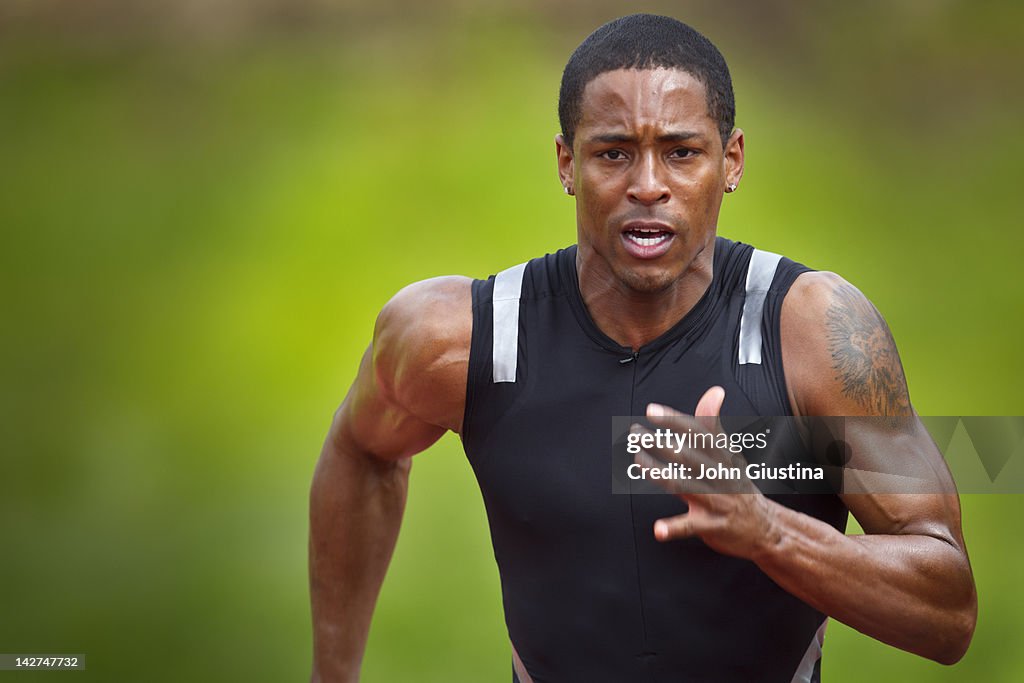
left=733, top=249, right=813, bottom=416
left=463, top=277, right=493, bottom=444
left=765, top=259, right=813, bottom=417
left=463, top=262, right=529, bottom=443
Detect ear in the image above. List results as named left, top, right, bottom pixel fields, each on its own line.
left=723, top=128, right=745, bottom=191
left=555, top=134, right=575, bottom=195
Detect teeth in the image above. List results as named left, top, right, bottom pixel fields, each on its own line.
left=626, top=232, right=670, bottom=247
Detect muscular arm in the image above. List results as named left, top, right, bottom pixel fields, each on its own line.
left=309, top=276, right=472, bottom=682
left=643, top=272, right=976, bottom=664
left=762, top=272, right=976, bottom=663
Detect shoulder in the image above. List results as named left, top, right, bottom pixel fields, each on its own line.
left=373, top=276, right=473, bottom=432
left=781, top=271, right=912, bottom=417
left=375, top=276, right=473, bottom=343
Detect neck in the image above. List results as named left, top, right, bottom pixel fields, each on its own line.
left=575, top=239, right=715, bottom=351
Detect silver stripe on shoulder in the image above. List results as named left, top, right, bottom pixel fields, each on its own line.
left=738, top=248, right=783, bottom=365
left=791, top=618, right=828, bottom=683
left=492, top=262, right=527, bottom=383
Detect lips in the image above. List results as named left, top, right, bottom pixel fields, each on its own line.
left=621, top=222, right=675, bottom=259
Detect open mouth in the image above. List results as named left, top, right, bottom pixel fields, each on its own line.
left=621, top=223, right=675, bottom=259
left=624, top=227, right=673, bottom=247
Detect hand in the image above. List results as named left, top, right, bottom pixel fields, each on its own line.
left=633, top=386, right=780, bottom=561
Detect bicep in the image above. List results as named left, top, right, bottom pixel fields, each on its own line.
left=836, top=418, right=964, bottom=546
left=783, top=272, right=964, bottom=543
left=329, top=276, right=473, bottom=461
left=783, top=272, right=911, bottom=419
left=334, top=344, right=447, bottom=462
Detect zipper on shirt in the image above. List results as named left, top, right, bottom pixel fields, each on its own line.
left=623, top=348, right=650, bottom=652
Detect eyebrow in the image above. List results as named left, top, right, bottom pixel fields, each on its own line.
left=586, top=131, right=704, bottom=145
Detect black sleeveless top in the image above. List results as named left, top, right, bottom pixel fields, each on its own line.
left=462, top=237, right=848, bottom=683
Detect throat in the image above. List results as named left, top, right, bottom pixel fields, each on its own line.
left=580, top=270, right=713, bottom=350
left=574, top=238, right=716, bottom=349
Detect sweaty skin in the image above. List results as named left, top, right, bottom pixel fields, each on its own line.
left=308, top=68, right=976, bottom=681
left=556, top=69, right=743, bottom=349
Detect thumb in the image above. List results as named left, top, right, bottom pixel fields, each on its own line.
left=654, top=513, right=707, bottom=542
left=695, top=386, right=725, bottom=418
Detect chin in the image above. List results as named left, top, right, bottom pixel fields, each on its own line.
left=615, top=265, right=679, bottom=294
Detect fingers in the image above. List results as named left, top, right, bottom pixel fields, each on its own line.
left=646, top=386, right=725, bottom=435
left=694, top=386, right=725, bottom=418
left=629, top=421, right=708, bottom=471
left=631, top=445, right=720, bottom=496
left=630, top=388, right=758, bottom=498
left=654, top=514, right=706, bottom=542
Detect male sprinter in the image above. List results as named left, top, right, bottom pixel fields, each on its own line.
left=309, top=14, right=976, bottom=682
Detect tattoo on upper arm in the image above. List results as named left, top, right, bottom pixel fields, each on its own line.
left=825, top=283, right=912, bottom=416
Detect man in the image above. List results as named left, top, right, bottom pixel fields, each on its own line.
left=309, top=14, right=976, bottom=682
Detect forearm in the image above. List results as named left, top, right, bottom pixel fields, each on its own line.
left=309, top=434, right=411, bottom=683
left=753, top=499, right=976, bottom=664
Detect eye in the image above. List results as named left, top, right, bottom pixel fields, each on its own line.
left=600, top=149, right=627, bottom=161
left=669, top=148, right=698, bottom=159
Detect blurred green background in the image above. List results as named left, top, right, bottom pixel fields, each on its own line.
left=1, top=1, right=1022, bottom=681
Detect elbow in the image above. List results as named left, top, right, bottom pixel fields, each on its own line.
left=920, top=540, right=978, bottom=666
left=930, top=598, right=977, bottom=665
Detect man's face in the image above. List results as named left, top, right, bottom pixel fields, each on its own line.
left=557, top=68, right=743, bottom=293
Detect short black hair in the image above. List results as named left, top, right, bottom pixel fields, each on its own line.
left=558, top=14, right=735, bottom=149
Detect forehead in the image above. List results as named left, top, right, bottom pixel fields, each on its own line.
left=577, top=68, right=713, bottom=137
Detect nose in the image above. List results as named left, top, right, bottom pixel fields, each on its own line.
left=627, top=152, right=670, bottom=205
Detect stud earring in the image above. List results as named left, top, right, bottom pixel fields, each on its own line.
left=726, top=183, right=737, bottom=193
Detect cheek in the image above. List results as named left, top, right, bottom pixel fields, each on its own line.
left=676, top=169, right=722, bottom=206
left=581, top=157, right=631, bottom=185
left=577, top=180, right=620, bottom=214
